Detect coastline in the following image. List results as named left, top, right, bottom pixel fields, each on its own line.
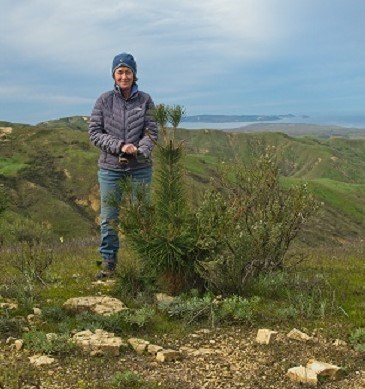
left=180, top=115, right=365, bottom=130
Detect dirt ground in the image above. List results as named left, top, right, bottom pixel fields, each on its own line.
left=1, top=325, right=364, bottom=388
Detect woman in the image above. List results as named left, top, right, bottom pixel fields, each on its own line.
left=89, top=52, right=158, bottom=278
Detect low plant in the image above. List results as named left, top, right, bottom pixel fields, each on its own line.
left=121, top=305, right=156, bottom=328
left=70, top=311, right=107, bottom=332
left=159, top=294, right=259, bottom=326
left=8, top=218, right=54, bottom=285
left=112, top=254, right=156, bottom=301
left=42, top=305, right=68, bottom=322
left=349, top=327, right=365, bottom=351
left=111, top=370, right=160, bottom=388
left=0, top=311, right=23, bottom=338
left=217, top=295, right=260, bottom=322
left=0, top=184, right=7, bottom=216
left=250, top=268, right=339, bottom=320
left=162, top=295, right=214, bottom=325
left=0, top=363, right=40, bottom=389
left=23, top=330, right=76, bottom=355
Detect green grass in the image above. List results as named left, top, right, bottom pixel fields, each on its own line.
left=0, top=237, right=364, bottom=387
left=301, top=246, right=365, bottom=328
left=0, top=155, right=27, bottom=176
left=310, top=179, right=365, bottom=223
left=184, top=154, right=219, bottom=175
left=1, top=238, right=364, bottom=332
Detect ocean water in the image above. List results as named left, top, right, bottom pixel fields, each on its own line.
left=180, top=114, right=365, bottom=130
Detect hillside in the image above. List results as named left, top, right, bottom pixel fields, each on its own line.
left=0, top=118, right=364, bottom=244
left=234, top=122, right=365, bottom=139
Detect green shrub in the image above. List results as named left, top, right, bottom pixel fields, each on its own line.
left=195, top=147, right=319, bottom=295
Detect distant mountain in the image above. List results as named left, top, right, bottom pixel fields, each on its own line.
left=182, top=114, right=296, bottom=123
left=39, top=114, right=297, bottom=126
left=37, top=116, right=90, bottom=131
left=232, top=123, right=365, bottom=139
left=35, top=116, right=365, bottom=139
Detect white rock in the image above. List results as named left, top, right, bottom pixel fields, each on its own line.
left=307, top=360, right=342, bottom=380
left=33, top=307, right=42, bottom=316
left=147, top=344, right=163, bottom=355
left=155, top=293, right=175, bottom=305
left=0, top=302, right=18, bottom=310
left=256, top=329, right=278, bottom=345
left=90, top=350, right=104, bottom=357
left=29, top=355, right=55, bottom=367
left=27, top=314, right=38, bottom=324
left=333, top=339, right=347, bottom=347
left=195, top=329, right=211, bottom=334
left=156, top=349, right=182, bottom=362
left=73, top=329, right=125, bottom=356
left=287, top=366, right=317, bottom=386
left=46, top=333, right=58, bottom=342
left=192, top=348, right=216, bottom=356
left=6, top=337, right=17, bottom=344
left=287, top=328, right=312, bottom=342
left=63, top=296, right=127, bottom=316
left=128, top=338, right=150, bottom=354
left=15, top=339, right=24, bottom=351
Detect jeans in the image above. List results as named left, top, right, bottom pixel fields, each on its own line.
left=97, top=167, right=152, bottom=268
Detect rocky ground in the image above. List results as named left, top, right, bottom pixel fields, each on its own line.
left=1, top=324, right=365, bottom=388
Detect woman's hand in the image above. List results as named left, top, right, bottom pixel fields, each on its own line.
left=121, top=143, right=137, bottom=154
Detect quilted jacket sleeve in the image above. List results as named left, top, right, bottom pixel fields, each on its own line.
left=88, top=94, right=124, bottom=155
left=138, top=95, right=158, bottom=158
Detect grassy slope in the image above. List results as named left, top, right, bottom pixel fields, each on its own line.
left=178, top=130, right=365, bottom=242
left=0, top=122, right=99, bottom=238
left=0, top=119, right=365, bottom=243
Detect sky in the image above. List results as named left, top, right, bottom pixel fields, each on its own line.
left=1, top=0, right=365, bottom=124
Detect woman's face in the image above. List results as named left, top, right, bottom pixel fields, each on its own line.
left=114, top=66, right=134, bottom=92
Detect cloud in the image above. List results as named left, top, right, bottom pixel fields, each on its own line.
left=1, top=1, right=285, bottom=69
left=1, top=0, right=297, bottom=109
left=0, top=84, right=94, bottom=105
left=2, top=0, right=365, bottom=122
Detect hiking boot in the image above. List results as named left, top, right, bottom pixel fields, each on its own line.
left=95, top=268, right=115, bottom=280
left=95, top=259, right=116, bottom=280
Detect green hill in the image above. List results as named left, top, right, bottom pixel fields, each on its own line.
left=0, top=118, right=364, bottom=244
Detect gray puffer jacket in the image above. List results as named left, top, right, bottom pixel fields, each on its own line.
left=89, top=84, right=158, bottom=171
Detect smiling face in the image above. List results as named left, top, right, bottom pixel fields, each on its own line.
left=113, top=66, right=134, bottom=96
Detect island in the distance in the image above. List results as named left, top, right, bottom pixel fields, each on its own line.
left=181, top=114, right=307, bottom=123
